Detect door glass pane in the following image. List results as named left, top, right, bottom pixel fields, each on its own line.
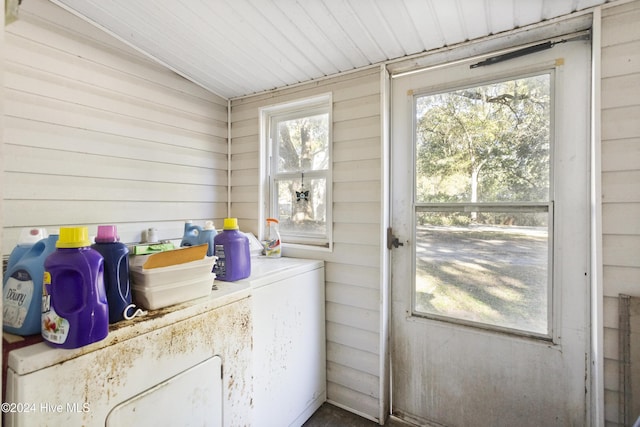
left=415, top=74, right=550, bottom=203
left=413, top=74, right=551, bottom=335
left=415, top=211, right=548, bottom=334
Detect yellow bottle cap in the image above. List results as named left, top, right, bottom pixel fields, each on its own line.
left=223, top=218, right=239, bottom=230
left=56, top=227, right=91, bottom=248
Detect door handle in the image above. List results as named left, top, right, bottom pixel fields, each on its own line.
left=387, top=227, right=404, bottom=250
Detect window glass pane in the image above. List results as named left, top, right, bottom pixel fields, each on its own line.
left=415, top=211, right=549, bottom=335
left=277, top=113, right=329, bottom=173
left=275, top=176, right=326, bottom=238
left=415, top=74, right=550, bottom=203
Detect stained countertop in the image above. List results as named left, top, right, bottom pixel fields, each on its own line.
left=6, top=280, right=250, bottom=374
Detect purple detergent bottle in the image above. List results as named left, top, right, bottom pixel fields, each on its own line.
left=213, top=218, right=251, bottom=282
left=42, top=227, right=108, bottom=349
left=91, top=225, right=131, bottom=324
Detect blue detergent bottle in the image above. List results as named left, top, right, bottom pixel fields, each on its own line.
left=3, top=233, right=58, bottom=336
left=91, top=225, right=131, bottom=323
left=181, top=220, right=217, bottom=256
left=180, top=220, right=203, bottom=247
left=200, top=221, right=217, bottom=257
left=7, top=228, right=48, bottom=269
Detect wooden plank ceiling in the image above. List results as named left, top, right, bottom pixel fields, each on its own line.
left=51, top=0, right=615, bottom=99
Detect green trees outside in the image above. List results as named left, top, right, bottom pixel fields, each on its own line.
left=274, top=113, right=329, bottom=233
left=277, top=114, right=329, bottom=174
left=413, top=74, right=552, bottom=332
left=415, top=74, right=550, bottom=225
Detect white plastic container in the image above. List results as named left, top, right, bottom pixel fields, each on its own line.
left=129, top=256, right=216, bottom=310
left=132, top=273, right=215, bottom=310
left=130, top=257, right=216, bottom=288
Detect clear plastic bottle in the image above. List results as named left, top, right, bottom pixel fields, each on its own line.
left=263, top=218, right=281, bottom=257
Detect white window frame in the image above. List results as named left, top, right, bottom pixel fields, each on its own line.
left=259, top=93, right=333, bottom=251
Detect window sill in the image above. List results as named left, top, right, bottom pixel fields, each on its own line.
left=282, top=241, right=333, bottom=254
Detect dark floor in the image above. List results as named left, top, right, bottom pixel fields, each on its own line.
left=303, top=403, right=410, bottom=427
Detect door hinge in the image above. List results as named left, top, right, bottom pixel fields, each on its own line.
left=387, top=227, right=404, bottom=250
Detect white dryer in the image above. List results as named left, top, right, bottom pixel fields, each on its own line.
left=4, top=282, right=252, bottom=427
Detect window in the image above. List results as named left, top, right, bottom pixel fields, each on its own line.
left=413, top=73, right=552, bottom=336
left=261, top=94, right=332, bottom=249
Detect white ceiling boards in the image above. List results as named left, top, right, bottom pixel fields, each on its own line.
left=52, top=0, right=616, bottom=99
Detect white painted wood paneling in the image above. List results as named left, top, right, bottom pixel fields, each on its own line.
left=230, top=67, right=385, bottom=422
left=600, top=1, right=640, bottom=425
left=51, top=0, right=620, bottom=99
left=2, top=0, right=228, bottom=252
left=604, top=265, right=640, bottom=297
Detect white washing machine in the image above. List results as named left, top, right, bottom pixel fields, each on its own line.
left=4, top=282, right=252, bottom=427
left=241, top=257, right=326, bottom=427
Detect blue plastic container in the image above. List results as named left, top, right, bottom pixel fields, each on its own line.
left=181, top=220, right=217, bottom=257
left=213, top=218, right=250, bottom=282
left=3, top=234, right=58, bottom=336
left=42, top=227, right=108, bottom=349
left=180, top=221, right=201, bottom=247
left=7, top=228, right=48, bottom=270
left=91, top=225, right=131, bottom=324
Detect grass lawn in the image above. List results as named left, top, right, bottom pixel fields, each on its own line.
left=414, top=225, right=548, bottom=334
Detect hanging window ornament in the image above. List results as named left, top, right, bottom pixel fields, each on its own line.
left=296, top=171, right=309, bottom=203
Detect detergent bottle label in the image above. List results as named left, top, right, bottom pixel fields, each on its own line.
left=264, top=237, right=281, bottom=257
left=3, top=270, right=34, bottom=328
left=213, top=244, right=227, bottom=277
left=41, top=272, right=70, bottom=344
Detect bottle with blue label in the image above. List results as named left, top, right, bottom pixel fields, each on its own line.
left=3, top=232, right=58, bottom=336
left=42, top=227, right=108, bottom=349
left=91, top=225, right=131, bottom=324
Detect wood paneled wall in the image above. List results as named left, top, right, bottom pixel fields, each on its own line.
left=601, top=1, right=640, bottom=425
left=230, top=68, right=387, bottom=421
left=2, top=0, right=228, bottom=251
left=5, top=0, right=640, bottom=424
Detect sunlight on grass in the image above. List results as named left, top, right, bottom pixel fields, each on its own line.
left=414, top=224, right=548, bottom=334
left=485, top=285, right=522, bottom=303
left=429, top=289, right=500, bottom=321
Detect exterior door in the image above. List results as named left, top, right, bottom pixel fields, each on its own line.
left=390, top=39, right=591, bottom=426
